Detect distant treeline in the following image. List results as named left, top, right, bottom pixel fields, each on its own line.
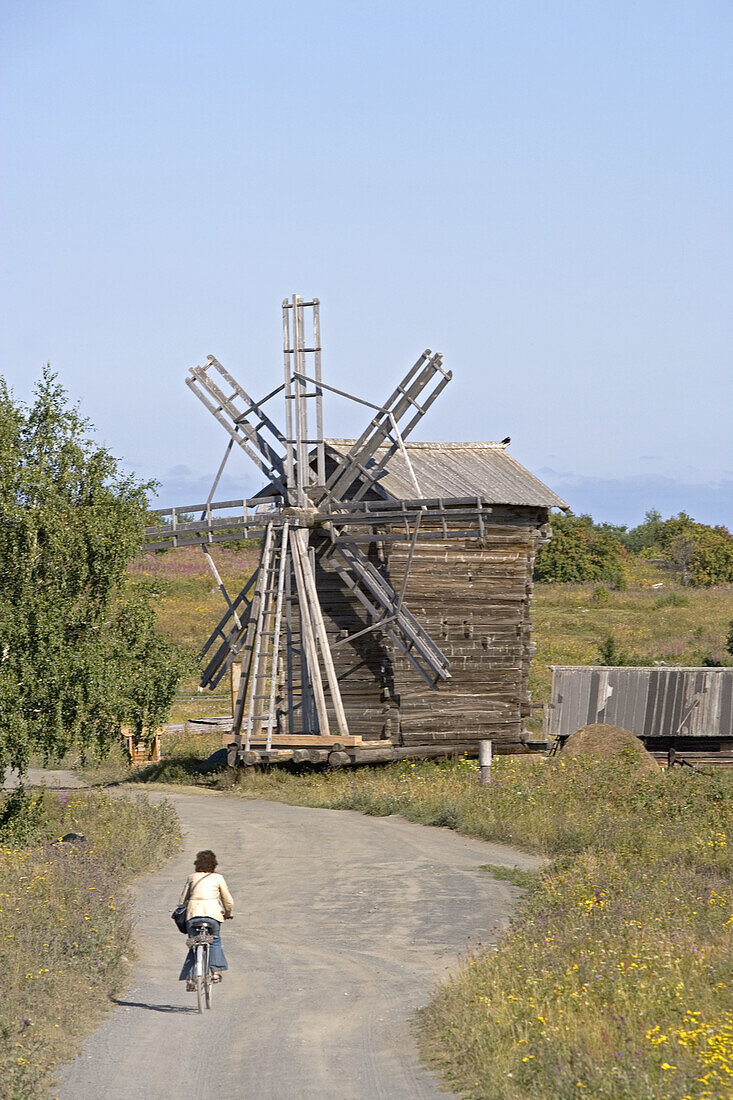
left=535, top=510, right=733, bottom=588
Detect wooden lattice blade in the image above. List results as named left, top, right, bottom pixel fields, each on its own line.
left=199, top=572, right=257, bottom=689
left=324, top=351, right=451, bottom=505
left=186, top=355, right=289, bottom=496
left=330, top=540, right=451, bottom=687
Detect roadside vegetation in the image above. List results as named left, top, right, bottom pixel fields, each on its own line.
left=0, top=786, right=179, bottom=1100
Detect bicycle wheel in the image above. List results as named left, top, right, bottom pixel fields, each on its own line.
left=204, top=954, right=213, bottom=1010
left=195, top=944, right=205, bottom=1014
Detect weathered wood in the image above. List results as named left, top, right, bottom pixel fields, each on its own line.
left=328, top=750, right=351, bottom=767
left=221, top=732, right=366, bottom=748
left=291, top=529, right=331, bottom=736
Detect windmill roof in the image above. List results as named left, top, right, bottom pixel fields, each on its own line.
left=324, top=440, right=568, bottom=509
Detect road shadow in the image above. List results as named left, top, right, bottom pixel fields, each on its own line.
left=112, top=998, right=197, bottom=1014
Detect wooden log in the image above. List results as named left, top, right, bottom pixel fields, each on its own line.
left=259, top=749, right=294, bottom=763
left=220, top=733, right=366, bottom=748
left=328, top=750, right=351, bottom=767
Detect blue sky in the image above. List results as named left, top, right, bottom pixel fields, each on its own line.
left=2, top=0, right=731, bottom=527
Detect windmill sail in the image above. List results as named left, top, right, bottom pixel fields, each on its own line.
left=330, top=540, right=450, bottom=687
left=187, top=356, right=289, bottom=495
left=324, top=351, right=451, bottom=505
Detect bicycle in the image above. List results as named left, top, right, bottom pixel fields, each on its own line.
left=186, top=920, right=216, bottom=1013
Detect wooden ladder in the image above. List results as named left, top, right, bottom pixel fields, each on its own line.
left=237, top=521, right=290, bottom=752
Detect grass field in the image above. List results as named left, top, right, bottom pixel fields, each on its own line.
left=0, top=788, right=180, bottom=1100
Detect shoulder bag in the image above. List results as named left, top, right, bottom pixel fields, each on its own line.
left=171, top=872, right=212, bottom=934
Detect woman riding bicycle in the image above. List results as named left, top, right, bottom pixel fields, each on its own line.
left=178, top=849, right=234, bottom=992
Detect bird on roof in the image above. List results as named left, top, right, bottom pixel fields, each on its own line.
left=501, top=436, right=511, bottom=445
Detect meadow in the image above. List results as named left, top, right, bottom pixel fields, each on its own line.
left=0, top=787, right=180, bottom=1100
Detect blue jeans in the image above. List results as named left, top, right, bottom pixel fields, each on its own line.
left=179, top=917, right=228, bottom=980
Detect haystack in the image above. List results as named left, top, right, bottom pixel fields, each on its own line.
left=560, top=723, right=661, bottom=772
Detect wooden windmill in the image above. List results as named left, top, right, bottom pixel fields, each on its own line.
left=146, top=295, right=564, bottom=765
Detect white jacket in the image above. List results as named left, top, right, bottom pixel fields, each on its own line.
left=180, top=871, right=234, bottom=922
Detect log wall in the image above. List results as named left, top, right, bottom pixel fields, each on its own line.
left=384, top=512, right=546, bottom=747
left=275, top=507, right=548, bottom=749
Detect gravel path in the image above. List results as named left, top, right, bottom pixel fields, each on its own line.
left=57, top=787, right=542, bottom=1100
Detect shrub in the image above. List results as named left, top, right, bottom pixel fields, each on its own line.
left=630, top=512, right=733, bottom=586
left=534, top=513, right=626, bottom=588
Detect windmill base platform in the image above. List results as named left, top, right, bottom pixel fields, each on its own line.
left=219, top=731, right=548, bottom=768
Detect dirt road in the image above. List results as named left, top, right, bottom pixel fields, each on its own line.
left=58, top=788, right=542, bottom=1100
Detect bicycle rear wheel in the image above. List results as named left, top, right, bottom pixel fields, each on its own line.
left=195, top=944, right=207, bottom=1014
left=204, top=963, right=213, bottom=1009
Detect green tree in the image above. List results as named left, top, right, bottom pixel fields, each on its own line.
left=649, top=513, right=733, bottom=586
left=0, top=370, right=187, bottom=774
left=534, top=512, right=626, bottom=587
left=623, top=508, right=664, bottom=553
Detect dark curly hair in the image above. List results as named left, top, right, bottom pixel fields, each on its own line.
left=194, top=849, right=218, bottom=872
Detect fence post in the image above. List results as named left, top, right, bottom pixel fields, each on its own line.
left=479, top=739, right=492, bottom=786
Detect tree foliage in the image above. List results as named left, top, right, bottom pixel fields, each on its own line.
left=533, top=512, right=627, bottom=587
left=537, top=508, right=733, bottom=589
left=0, top=371, right=187, bottom=774
left=627, top=510, right=733, bottom=586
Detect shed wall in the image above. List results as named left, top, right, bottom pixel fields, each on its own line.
left=550, top=666, right=733, bottom=741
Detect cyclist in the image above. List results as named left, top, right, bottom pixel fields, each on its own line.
left=178, top=849, right=234, bottom=992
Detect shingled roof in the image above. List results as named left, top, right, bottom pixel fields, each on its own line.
left=324, top=440, right=568, bottom=509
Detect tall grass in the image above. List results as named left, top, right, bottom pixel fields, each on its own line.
left=0, top=788, right=180, bottom=1100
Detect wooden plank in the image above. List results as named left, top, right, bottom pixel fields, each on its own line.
left=221, top=733, right=368, bottom=748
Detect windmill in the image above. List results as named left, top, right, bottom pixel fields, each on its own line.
left=146, top=295, right=508, bottom=764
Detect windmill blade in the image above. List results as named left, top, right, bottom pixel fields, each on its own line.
left=324, top=351, right=451, bottom=505
left=330, top=539, right=451, bottom=687
left=144, top=497, right=281, bottom=551
left=187, top=355, right=289, bottom=495
left=199, top=570, right=258, bottom=689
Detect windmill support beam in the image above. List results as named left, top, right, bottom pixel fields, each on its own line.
left=290, top=530, right=331, bottom=737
